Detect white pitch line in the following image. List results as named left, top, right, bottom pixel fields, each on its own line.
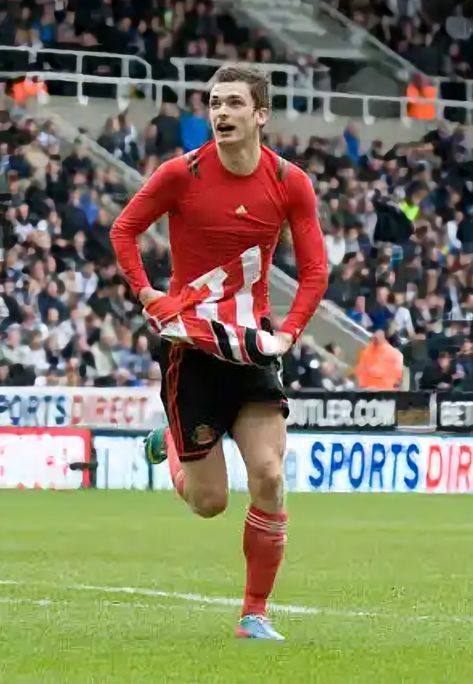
left=0, top=579, right=346, bottom=615
left=1, top=579, right=473, bottom=624
left=0, top=593, right=228, bottom=613
left=0, top=597, right=54, bottom=607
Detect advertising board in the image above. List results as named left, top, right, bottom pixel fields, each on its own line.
left=437, top=393, right=473, bottom=431
left=0, top=388, right=165, bottom=430
left=4, top=426, right=473, bottom=494
left=92, top=432, right=473, bottom=494
left=93, top=434, right=248, bottom=491
left=0, top=427, right=91, bottom=489
left=280, top=433, right=473, bottom=493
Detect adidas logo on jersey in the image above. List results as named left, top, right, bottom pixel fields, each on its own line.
left=235, top=205, right=248, bottom=215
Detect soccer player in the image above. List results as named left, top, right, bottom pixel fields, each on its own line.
left=110, top=64, right=328, bottom=640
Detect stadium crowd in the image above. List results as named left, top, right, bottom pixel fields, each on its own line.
left=0, top=0, right=279, bottom=82
left=0, top=0, right=329, bottom=115
left=0, top=107, right=166, bottom=389
left=95, top=100, right=473, bottom=394
left=334, top=0, right=473, bottom=79
left=2, top=84, right=473, bottom=393
left=1, top=2, right=473, bottom=392
left=270, top=120, right=473, bottom=392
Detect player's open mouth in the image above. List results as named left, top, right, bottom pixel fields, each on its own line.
left=217, top=124, right=236, bottom=133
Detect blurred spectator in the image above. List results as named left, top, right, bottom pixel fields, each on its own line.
left=399, top=180, right=429, bottom=221
left=37, top=280, right=67, bottom=322
left=91, top=326, right=120, bottom=386
left=325, top=221, right=346, bottom=270
left=355, top=325, right=404, bottom=390
left=336, top=0, right=464, bottom=78
left=119, top=334, right=153, bottom=380
left=368, top=285, right=394, bottom=332
left=97, top=117, right=122, bottom=157
left=392, top=291, right=416, bottom=339
left=344, top=124, right=361, bottom=165
left=60, top=190, right=89, bottom=238
left=180, top=92, right=211, bottom=153
left=283, top=335, right=322, bottom=390
left=406, top=74, right=437, bottom=121
left=420, top=349, right=465, bottom=390
left=150, top=104, right=182, bottom=158
left=18, top=330, right=49, bottom=373
left=319, top=359, right=354, bottom=391
left=0, top=325, right=23, bottom=364
left=282, top=335, right=354, bottom=391
left=347, top=295, right=372, bottom=328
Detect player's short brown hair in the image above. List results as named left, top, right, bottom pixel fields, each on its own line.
left=211, top=64, right=270, bottom=111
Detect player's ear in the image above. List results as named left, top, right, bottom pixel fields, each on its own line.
left=255, top=108, right=269, bottom=127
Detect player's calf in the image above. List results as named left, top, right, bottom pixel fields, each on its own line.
left=232, top=404, right=288, bottom=625
left=233, top=403, right=286, bottom=515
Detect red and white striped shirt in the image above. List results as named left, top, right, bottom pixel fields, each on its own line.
left=111, top=141, right=328, bottom=344
left=144, top=246, right=280, bottom=366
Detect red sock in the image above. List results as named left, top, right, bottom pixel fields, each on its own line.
left=164, top=428, right=185, bottom=498
left=242, top=505, right=288, bottom=617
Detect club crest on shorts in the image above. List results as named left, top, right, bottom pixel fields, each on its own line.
left=192, top=424, right=217, bottom=446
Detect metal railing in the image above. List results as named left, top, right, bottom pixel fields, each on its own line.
left=3, top=47, right=473, bottom=120
left=0, top=46, right=151, bottom=81
left=170, top=56, right=330, bottom=91
left=170, top=56, right=473, bottom=109
left=3, top=70, right=473, bottom=124
left=172, top=56, right=301, bottom=80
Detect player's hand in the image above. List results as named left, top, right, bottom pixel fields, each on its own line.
left=139, top=287, right=165, bottom=307
left=273, top=331, right=294, bottom=356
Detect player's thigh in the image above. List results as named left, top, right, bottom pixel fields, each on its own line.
left=231, top=359, right=288, bottom=477
left=159, top=341, right=236, bottom=461
left=181, top=438, right=228, bottom=501
left=232, top=402, right=287, bottom=505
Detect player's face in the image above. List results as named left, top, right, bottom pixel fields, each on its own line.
left=209, top=81, right=268, bottom=147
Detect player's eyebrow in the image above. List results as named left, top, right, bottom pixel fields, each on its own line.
left=210, top=94, right=246, bottom=107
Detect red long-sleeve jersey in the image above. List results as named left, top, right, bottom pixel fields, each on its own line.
left=110, top=141, right=328, bottom=341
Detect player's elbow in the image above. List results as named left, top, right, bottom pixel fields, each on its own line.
left=109, top=219, right=131, bottom=256
left=301, top=265, right=329, bottom=299
left=109, top=221, right=120, bottom=248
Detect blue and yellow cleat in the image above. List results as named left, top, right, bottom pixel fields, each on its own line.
left=144, top=426, right=168, bottom=465
left=235, top=615, right=285, bottom=641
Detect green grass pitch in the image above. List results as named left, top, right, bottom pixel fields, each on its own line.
left=0, top=491, right=472, bottom=683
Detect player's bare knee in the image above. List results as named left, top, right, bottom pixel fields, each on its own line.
left=190, top=490, right=228, bottom=518
left=250, top=461, right=284, bottom=503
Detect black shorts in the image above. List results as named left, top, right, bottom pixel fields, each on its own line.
left=158, top=339, right=288, bottom=461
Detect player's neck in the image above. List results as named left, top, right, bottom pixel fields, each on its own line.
left=216, top=142, right=261, bottom=176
